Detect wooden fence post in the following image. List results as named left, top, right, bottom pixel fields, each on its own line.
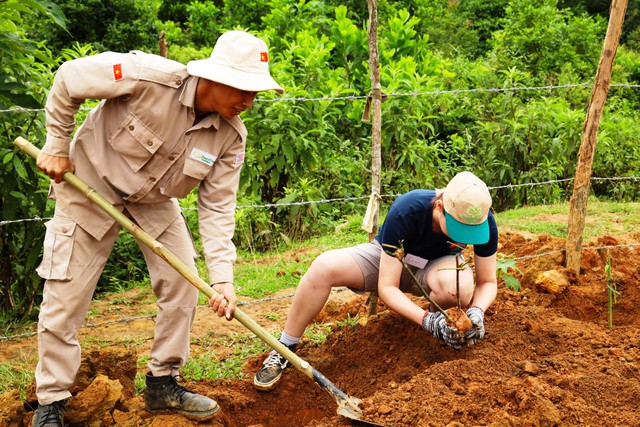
left=159, top=30, right=167, bottom=58
left=364, top=0, right=382, bottom=316
left=565, top=0, right=628, bottom=273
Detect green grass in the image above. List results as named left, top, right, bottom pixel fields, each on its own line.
left=0, top=361, right=36, bottom=399
left=230, top=213, right=369, bottom=299
left=261, top=313, right=282, bottom=321
left=82, top=335, right=113, bottom=348
left=336, top=314, right=361, bottom=328
left=181, top=333, right=268, bottom=381
left=496, top=201, right=640, bottom=238
left=135, top=355, right=151, bottom=395
left=304, top=323, right=332, bottom=346
left=229, top=200, right=640, bottom=302
left=86, top=308, right=102, bottom=319
left=116, top=335, right=152, bottom=349
left=177, top=323, right=334, bottom=385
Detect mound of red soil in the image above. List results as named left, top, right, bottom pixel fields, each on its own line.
left=7, top=231, right=640, bottom=426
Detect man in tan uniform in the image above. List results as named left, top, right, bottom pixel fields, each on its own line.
left=32, top=30, right=284, bottom=427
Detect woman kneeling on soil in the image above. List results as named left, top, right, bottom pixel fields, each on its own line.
left=253, top=171, right=499, bottom=391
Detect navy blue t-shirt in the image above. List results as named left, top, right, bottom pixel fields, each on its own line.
left=375, top=189, right=498, bottom=260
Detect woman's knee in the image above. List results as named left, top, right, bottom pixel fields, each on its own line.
left=307, top=250, right=342, bottom=276
left=305, top=249, right=359, bottom=287
left=427, top=269, right=475, bottom=307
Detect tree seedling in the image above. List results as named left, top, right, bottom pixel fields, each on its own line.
left=605, top=250, right=620, bottom=329
left=382, top=242, right=472, bottom=333
left=496, top=252, right=522, bottom=291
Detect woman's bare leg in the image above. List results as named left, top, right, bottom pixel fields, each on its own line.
left=283, top=248, right=365, bottom=338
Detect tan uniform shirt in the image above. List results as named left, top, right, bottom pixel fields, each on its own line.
left=43, top=51, right=247, bottom=284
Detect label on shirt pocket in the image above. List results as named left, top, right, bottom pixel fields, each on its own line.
left=404, top=253, right=428, bottom=269
left=190, top=148, right=217, bottom=166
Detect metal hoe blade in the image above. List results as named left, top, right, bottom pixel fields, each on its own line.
left=312, top=369, right=391, bottom=426
left=337, top=398, right=392, bottom=427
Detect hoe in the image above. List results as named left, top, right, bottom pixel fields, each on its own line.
left=15, top=136, right=389, bottom=427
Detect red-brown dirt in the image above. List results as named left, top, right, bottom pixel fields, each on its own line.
left=1, top=230, right=639, bottom=426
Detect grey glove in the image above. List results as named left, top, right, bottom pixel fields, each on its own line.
left=422, top=311, right=465, bottom=350
left=465, top=306, right=485, bottom=346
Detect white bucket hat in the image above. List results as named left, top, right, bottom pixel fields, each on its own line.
left=187, top=30, right=284, bottom=94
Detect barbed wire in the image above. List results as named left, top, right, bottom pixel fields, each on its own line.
left=2, top=175, right=638, bottom=227
left=0, top=216, right=52, bottom=227
left=233, top=194, right=376, bottom=209
left=0, top=241, right=635, bottom=342
left=2, top=82, right=636, bottom=224
left=506, top=243, right=635, bottom=261
left=2, top=83, right=639, bottom=114
left=258, top=82, right=596, bottom=103
left=1, top=81, right=637, bottom=340
left=488, top=178, right=573, bottom=190
left=591, top=176, right=640, bottom=182
left=0, top=290, right=316, bottom=341
left=0, top=106, right=45, bottom=114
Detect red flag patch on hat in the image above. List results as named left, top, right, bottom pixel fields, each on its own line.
left=260, top=52, right=268, bottom=62
left=113, top=64, right=123, bottom=81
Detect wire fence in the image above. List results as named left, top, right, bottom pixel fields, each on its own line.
left=0, top=291, right=300, bottom=341
left=0, top=239, right=636, bottom=342
left=1, top=82, right=639, bottom=115
left=2, top=175, right=639, bottom=227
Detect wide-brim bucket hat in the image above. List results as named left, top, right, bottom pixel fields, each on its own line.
left=187, top=30, right=284, bottom=94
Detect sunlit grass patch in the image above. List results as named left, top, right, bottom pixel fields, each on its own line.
left=0, top=361, right=35, bottom=399
left=496, top=201, right=640, bottom=238
left=181, top=333, right=267, bottom=381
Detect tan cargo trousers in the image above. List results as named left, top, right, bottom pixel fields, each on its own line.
left=35, top=206, right=198, bottom=405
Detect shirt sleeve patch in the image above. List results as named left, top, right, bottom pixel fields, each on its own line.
left=113, top=64, right=123, bottom=81
left=234, top=152, right=245, bottom=165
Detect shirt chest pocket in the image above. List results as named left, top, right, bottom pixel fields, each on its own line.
left=109, top=114, right=164, bottom=172
left=160, top=156, right=214, bottom=198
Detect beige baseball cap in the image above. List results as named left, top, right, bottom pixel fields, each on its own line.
left=442, top=171, right=492, bottom=245
left=187, top=30, right=284, bottom=94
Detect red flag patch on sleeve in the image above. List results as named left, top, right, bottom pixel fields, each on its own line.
left=260, top=52, right=268, bottom=62
left=113, top=64, right=123, bottom=81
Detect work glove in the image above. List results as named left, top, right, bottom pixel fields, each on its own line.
left=464, top=306, right=485, bottom=346
left=422, top=311, right=465, bottom=350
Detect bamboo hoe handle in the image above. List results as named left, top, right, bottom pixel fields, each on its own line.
left=13, top=137, right=313, bottom=375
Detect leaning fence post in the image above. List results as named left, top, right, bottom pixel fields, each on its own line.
left=565, top=0, right=627, bottom=273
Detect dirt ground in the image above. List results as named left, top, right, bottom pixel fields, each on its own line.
left=1, top=229, right=640, bottom=427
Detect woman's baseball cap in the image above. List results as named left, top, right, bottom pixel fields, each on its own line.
left=187, top=30, right=284, bottom=94
left=443, top=171, right=492, bottom=245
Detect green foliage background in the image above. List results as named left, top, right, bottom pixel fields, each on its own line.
left=1, top=0, right=639, bottom=322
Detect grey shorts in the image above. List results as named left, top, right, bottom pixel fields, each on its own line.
left=345, top=240, right=463, bottom=296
